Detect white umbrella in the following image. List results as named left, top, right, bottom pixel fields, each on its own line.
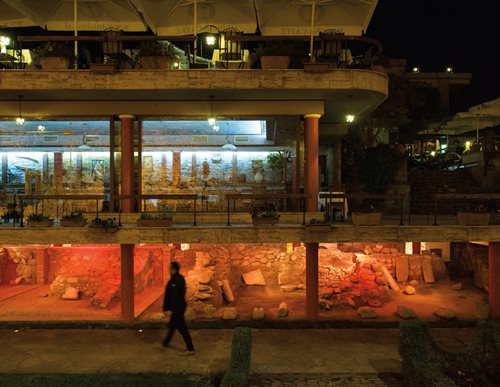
left=0, top=0, right=39, bottom=27
left=254, top=0, right=378, bottom=59
left=2, top=0, right=148, bottom=31
left=129, top=0, right=257, bottom=35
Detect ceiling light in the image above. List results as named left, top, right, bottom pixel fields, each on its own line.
left=346, top=114, right=355, bottom=123
left=208, top=117, right=216, bottom=126
left=37, top=125, right=45, bottom=132
left=221, top=143, right=237, bottom=151
left=15, top=95, right=24, bottom=126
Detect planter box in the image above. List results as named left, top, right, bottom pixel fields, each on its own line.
left=137, top=218, right=173, bottom=227
left=28, top=219, right=54, bottom=228
left=457, top=212, right=491, bottom=226
left=261, top=56, right=290, bottom=69
left=305, top=224, right=331, bottom=232
left=352, top=212, right=382, bottom=226
left=90, top=63, right=117, bottom=73
left=88, top=224, right=119, bottom=233
left=60, top=219, right=87, bottom=227
left=139, top=56, right=174, bottom=70
left=252, top=217, right=278, bottom=226
left=40, top=57, right=70, bottom=70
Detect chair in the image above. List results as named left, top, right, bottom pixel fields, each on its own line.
left=316, top=29, right=343, bottom=66
left=102, top=29, right=132, bottom=69
left=217, top=28, right=245, bottom=69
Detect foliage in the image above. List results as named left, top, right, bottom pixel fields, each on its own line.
left=399, top=320, right=500, bottom=387
left=27, top=213, right=49, bottom=222
left=459, top=204, right=490, bottom=213
left=251, top=204, right=280, bottom=219
left=137, top=41, right=177, bottom=58
left=309, top=218, right=329, bottom=225
left=221, top=327, right=252, bottom=387
left=360, top=144, right=403, bottom=194
left=0, top=373, right=213, bottom=387
left=91, top=217, right=118, bottom=229
left=36, top=42, right=74, bottom=58
left=140, top=201, right=174, bottom=220
left=61, top=211, right=85, bottom=221
left=266, top=150, right=291, bottom=171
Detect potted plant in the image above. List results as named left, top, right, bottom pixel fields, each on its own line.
left=306, top=218, right=331, bottom=232
left=27, top=213, right=54, bottom=228
left=267, top=150, right=292, bottom=183
left=351, top=202, right=382, bottom=226
left=251, top=204, right=280, bottom=226
left=137, top=201, right=174, bottom=227
left=457, top=204, right=491, bottom=226
left=252, top=42, right=293, bottom=69
left=137, top=41, right=177, bottom=70
left=36, top=42, right=73, bottom=70
left=60, top=211, right=87, bottom=227
left=89, top=217, right=119, bottom=233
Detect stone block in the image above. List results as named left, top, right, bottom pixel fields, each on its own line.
left=422, top=259, right=435, bottom=283
left=243, top=269, right=266, bottom=286
left=395, top=255, right=409, bottom=282
left=397, top=305, right=417, bottom=319
left=278, top=302, right=288, bottom=317
left=61, top=286, right=79, bottom=300
left=252, top=306, right=265, bottom=320
left=434, top=307, right=456, bottom=319
left=184, top=307, right=196, bottom=321
left=358, top=307, right=377, bottom=319
left=222, top=307, right=237, bottom=320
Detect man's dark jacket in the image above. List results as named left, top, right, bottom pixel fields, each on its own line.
left=163, top=272, right=187, bottom=313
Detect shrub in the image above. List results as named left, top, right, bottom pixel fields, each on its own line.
left=221, top=327, right=252, bottom=387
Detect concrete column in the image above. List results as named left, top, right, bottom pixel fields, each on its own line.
left=121, top=244, right=135, bottom=322
left=53, top=152, right=63, bottom=193
left=172, top=152, right=181, bottom=186
left=24, top=169, right=32, bottom=195
left=119, top=115, right=135, bottom=213
left=1, top=154, right=7, bottom=188
left=332, top=138, right=342, bottom=189
left=305, top=242, right=319, bottom=319
left=489, top=242, right=500, bottom=319
left=304, top=114, right=321, bottom=211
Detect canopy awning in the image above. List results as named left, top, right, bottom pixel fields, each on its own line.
left=130, top=0, right=258, bottom=35
left=254, top=0, right=378, bottom=36
left=0, top=0, right=38, bottom=28
left=1, top=0, right=148, bottom=31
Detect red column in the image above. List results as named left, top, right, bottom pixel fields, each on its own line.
left=412, top=242, right=421, bottom=255
left=119, top=115, right=135, bottom=213
left=304, top=114, right=321, bottom=212
left=305, top=242, right=319, bottom=319
left=489, top=242, right=500, bottom=319
left=53, top=152, right=63, bottom=193
left=121, top=244, right=135, bottom=322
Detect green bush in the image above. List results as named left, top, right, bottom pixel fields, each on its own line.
left=407, top=360, right=456, bottom=387
left=221, top=327, right=252, bottom=387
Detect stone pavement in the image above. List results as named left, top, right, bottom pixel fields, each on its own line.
left=0, top=327, right=475, bottom=384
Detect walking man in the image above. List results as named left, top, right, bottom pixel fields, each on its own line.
left=162, top=261, right=195, bottom=355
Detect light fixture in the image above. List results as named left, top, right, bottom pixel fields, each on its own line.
left=205, top=35, right=216, bottom=46
left=430, top=150, right=436, bottom=156
left=37, top=125, right=45, bottom=132
left=15, top=95, right=25, bottom=126
left=445, top=67, right=453, bottom=73
left=208, top=95, right=218, bottom=131
left=345, top=94, right=355, bottom=123
left=465, top=141, right=471, bottom=150
left=412, top=66, right=420, bottom=73
left=173, top=62, right=179, bottom=68
left=0, top=36, right=10, bottom=54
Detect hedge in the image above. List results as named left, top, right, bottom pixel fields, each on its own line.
left=399, top=320, right=500, bottom=387
left=220, top=327, right=252, bottom=387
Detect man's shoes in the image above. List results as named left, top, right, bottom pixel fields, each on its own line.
left=179, top=349, right=195, bottom=356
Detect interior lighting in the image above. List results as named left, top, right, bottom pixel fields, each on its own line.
left=430, top=151, right=436, bottom=156
left=445, top=67, right=453, bottom=73
left=0, top=36, right=10, bottom=54
left=465, top=141, right=471, bottom=150
left=205, top=35, right=216, bottom=46
left=37, top=125, right=45, bottom=132
left=412, top=66, right=419, bottom=73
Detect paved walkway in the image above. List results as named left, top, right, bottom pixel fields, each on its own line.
left=0, top=328, right=475, bottom=384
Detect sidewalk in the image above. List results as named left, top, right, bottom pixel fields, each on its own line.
left=0, top=328, right=475, bottom=384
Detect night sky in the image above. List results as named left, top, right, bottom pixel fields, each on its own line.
left=368, top=0, right=500, bottom=111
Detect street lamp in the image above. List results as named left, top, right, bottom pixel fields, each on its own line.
left=0, top=36, right=10, bottom=54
